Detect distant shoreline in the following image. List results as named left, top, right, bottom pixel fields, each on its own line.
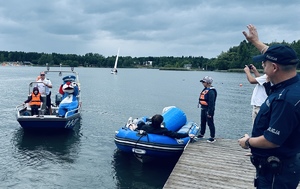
left=159, top=67, right=300, bottom=73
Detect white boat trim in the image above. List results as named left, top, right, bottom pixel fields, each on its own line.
left=114, top=138, right=185, bottom=151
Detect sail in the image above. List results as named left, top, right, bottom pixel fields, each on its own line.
left=114, top=48, right=119, bottom=69
left=111, top=48, right=119, bottom=74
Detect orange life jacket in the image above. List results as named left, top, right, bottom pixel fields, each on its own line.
left=199, top=87, right=217, bottom=106
left=30, top=93, right=41, bottom=106
left=199, top=89, right=209, bottom=106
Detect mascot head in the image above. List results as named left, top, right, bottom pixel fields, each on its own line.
left=62, top=81, right=78, bottom=95
left=59, top=75, right=79, bottom=96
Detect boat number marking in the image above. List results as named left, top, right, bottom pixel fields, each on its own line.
left=65, top=118, right=80, bottom=128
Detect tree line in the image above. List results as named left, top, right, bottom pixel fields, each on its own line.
left=1, top=39, right=300, bottom=70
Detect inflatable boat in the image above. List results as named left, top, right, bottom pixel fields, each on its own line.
left=114, top=107, right=199, bottom=162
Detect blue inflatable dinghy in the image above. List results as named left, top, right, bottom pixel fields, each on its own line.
left=114, top=106, right=199, bottom=162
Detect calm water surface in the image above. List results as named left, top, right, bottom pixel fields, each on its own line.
left=0, top=66, right=254, bottom=189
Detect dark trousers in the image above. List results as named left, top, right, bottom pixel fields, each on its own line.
left=251, top=154, right=300, bottom=189
left=30, top=105, right=39, bottom=115
left=46, top=91, right=52, bottom=108
left=200, top=108, right=215, bottom=138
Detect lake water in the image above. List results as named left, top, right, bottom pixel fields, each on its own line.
left=0, top=66, right=254, bottom=189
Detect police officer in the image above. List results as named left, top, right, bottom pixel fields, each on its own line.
left=238, top=24, right=300, bottom=188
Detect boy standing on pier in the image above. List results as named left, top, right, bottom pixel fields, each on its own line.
left=197, top=76, right=217, bottom=143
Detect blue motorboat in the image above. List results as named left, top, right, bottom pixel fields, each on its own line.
left=114, top=107, right=199, bottom=162
left=15, top=65, right=82, bottom=130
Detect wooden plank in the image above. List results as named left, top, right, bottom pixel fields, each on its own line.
left=163, top=138, right=300, bottom=189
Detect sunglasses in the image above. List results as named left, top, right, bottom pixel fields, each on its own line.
left=40, top=74, right=45, bottom=76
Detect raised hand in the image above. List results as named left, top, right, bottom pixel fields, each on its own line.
left=242, top=24, right=259, bottom=43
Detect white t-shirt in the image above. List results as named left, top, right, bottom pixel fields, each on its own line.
left=250, top=74, right=268, bottom=106
left=37, top=78, right=52, bottom=95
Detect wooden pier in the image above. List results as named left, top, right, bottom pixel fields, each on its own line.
left=163, top=138, right=300, bottom=189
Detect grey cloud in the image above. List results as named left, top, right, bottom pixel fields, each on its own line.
left=0, top=0, right=299, bottom=57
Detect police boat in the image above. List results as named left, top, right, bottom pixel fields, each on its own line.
left=114, top=106, right=200, bottom=163
left=15, top=64, right=82, bottom=130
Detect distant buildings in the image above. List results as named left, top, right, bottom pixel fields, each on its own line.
left=184, top=64, right=192, bottom=69
left=144, top=61, right=152, bottom=66
left=1, top=61, right=32, bottom=66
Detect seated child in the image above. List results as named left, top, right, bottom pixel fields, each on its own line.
left=24, top=87, right=43, bottom=116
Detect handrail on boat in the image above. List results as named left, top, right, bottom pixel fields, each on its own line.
left=65, top=106, right=81, bottom=117
left=16, top=104, right=27, bottom=117
left=16, top=104, right=22, bottom=112
left=28, top=81, right=48, bottom=95
left=44, top=70, right=78, bottom=74
left=17, top=103, right=81, bottom=118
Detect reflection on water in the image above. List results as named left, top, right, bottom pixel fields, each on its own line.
left=0, top=122, right=83, bottom=188
left=112, top=149, right=179, bottom=189
left=12, top=122, right=82, bottom=166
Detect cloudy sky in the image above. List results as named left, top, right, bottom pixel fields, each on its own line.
left=0, top=0, right=299, bottom=58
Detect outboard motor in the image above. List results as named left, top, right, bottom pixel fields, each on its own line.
left=55, top=93, right=63, bottom=106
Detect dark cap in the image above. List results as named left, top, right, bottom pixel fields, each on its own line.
left=252, top=44, right=299, bottom=65
left=63, top=75, right=76, bottom=82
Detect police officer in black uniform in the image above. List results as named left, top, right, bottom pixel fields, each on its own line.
left=238, top=24, right=300, bottom=188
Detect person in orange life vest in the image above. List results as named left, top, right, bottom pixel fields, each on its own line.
left=23, top=87, right=43, bottom=116
left=197, top=76, right=217, bottom=143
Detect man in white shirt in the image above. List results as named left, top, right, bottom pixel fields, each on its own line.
left=37, top=71, right=53, bottom=115
left=244, top=65, right=268, bottom=124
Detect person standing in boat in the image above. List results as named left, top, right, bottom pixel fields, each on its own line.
left=197, top=76, right=217, bottom=143
left=238, top=24, right=300, bottom=188
left=139, top=114, right=195, bottom=139
left=36, top=71, right=53, bottom=115
left=23, top=87, right=43, bottom=116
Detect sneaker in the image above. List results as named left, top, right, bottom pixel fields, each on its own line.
left=245, top=152, right=252, bottom=156
left=126, top=117, right=133, bottom=127
left=127, top=117, right=133, bottom=124
left=207, top=138, right=216, bottom=143
left=197, top=134, right=204, bottom=138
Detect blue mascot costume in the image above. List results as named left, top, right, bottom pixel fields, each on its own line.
left=58, top=75, right=79, bottom=117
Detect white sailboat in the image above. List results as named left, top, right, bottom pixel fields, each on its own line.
left=111, top=48, right=120, bottom=74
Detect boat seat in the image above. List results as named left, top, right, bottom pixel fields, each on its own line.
left=39, top=94, right=47, bottom=115
left=55, top=93, right=63, bottom=106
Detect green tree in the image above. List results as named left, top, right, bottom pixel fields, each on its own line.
left=38, top=54, right=53, bottom=65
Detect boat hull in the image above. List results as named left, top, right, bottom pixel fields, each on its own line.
left=17, top=113, right=81, bottom=130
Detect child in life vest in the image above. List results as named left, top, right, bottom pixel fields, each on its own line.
left=24, top=87, right=43, bottom=116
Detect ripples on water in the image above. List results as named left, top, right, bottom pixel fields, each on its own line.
left=0, top=66, right=254, bottom=188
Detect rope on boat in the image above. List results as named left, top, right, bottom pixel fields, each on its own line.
left=133, top=131, right=149, bottom=160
